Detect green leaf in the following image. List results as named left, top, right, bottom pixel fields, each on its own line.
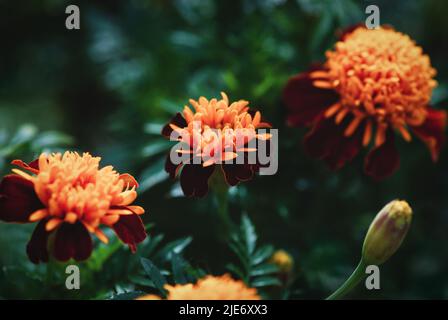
left=140, top=258, right=167, bottom=296
left=241, top=214, right=257, bottom=256
left=10, top=125, right=37, bottom=146
left=32, top=131, right=73, bottom=150
left=109, top=291, right=146, bottom=300
left=87, top=238, right=122, bottom=271
left=171, top=253, right=187, bottom=284
left=226, top=263, right=245, bottom=280
left=129, top=275, right=155, bottom=288
left=251, top=276, right=282, bottom=288
left=141, top=140, right=172, bottom=158
left=251, top=245, right=275, bottom=266
left=250, top=264, right=279, bottom=277
left=139, top=157, right=169, bottom=192
left=154, top=236, right=193, bottom=263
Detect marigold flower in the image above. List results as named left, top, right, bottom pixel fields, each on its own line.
left=137, top=274, right=260, bottom=300
left=283, top=26, right=446, bottom=179
left=0, top=152, right=147, bottom=263
left=162, top=92, right=272, bottom=197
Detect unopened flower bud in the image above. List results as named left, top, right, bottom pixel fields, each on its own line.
left=362, top=200, right=412, bottom=265
left=270, top=249, right=294, bottom=273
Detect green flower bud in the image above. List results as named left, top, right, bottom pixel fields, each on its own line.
left=362, top=200, right=412, bottom=265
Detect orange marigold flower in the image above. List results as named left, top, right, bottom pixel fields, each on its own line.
left=162, top=92, right=272, bottom=197
left=0, top=152, right=147, bottom=263
left=138, top=274, right=260, bottom=300
left=283, top=26, right=446, bottom=180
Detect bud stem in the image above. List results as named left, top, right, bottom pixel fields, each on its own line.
left=326, top=259, right=367, bottom=300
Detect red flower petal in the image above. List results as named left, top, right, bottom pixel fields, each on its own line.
left=26, top=219, right=50, bottom=264
left=162, top=113, right=188, bottom=138
left=180, top=164, right=215, bottom=198
left=283, top=66, right=339, bottom=127
left=113, top=213, right=147, bottom=253
left=53, top=222, right=93, bottom=262
left=165, top=153, right=183, bottom=179
left=0, top=174, right=44, bottom=222
left=364, top=130, right=400, bottom=180
left=411, top=107, right=446, bottom=162
left=11, top=159, right=39, bottom=174
left=304, top=115, right=363, bottom=170
left=221, top=163, right=254, bottom=186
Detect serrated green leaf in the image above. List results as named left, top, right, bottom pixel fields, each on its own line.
left=141, top=140, right=172, bottom=158
left=129, top=274, right=155, bottom=288
left=226, top=263, right=245, bottom=280
left=109, top=291, right=146, bottom=300
left=251, top=245, right=274, bottom=266
left=139, top=157, right=169, bottom=192
left=171, top=253, right=187, bottom=284
left=250, top=264, right=279, bottom=277
left=154, top=236, right=192, bottom=263
left=140, top=258, right=167, bottom=296
left=251, top=276, right=282, bottom=288
left=241, top=214, right=257, bottom=255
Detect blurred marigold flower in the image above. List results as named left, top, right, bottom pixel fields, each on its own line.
left=362, top=199, right=412, bottom=265
left=162, top=92, right=272, bottom=197
left=137, top=274, right=260, bottom=300
left=0, top=152, right=147, bottom=263
left=270, top=249, right=294, bottom=274
left=283, top=25, right=446, bottom=180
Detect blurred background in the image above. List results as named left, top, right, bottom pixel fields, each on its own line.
left=1, top=0, right=448, bottom=299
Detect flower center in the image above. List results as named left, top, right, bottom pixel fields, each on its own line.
left=312, top=27, right=437, bottom=146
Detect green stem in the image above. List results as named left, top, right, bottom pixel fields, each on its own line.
left=216, top=187, right=232, bottom=230
left=326, top=259, right=367, bottom=300
left=210, top=168, right=234, bottom=238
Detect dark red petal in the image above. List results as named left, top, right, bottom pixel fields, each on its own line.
left=0, top=175, right=44, bottom=222
left=180, top=164, right=215, bottom=198
left=411, top=108, right=446, bottom=162
left=161, top=113, right=187, bottom=138
left=221, top=163, right=254, bottom=187
left=26, top=219, right=50, bottom=264
left=113, top=213, right=147, bottom=253
left=364, top=130, right=400, bottom=180
left=304, top=115, right=363, bottom=170
left=165, top=153, right=183, bottom=179
left=53, top=222, right=93, bottom=262
left=283, top=66, right=339, bottom=127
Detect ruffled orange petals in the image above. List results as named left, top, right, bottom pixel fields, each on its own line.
left=412, top=108, right=447, bottom=162
left=162, top=274, right=260, bottom=300
left=0, top=151, right=147, bottom=263
left=162, top=92, right=273, bottom=197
